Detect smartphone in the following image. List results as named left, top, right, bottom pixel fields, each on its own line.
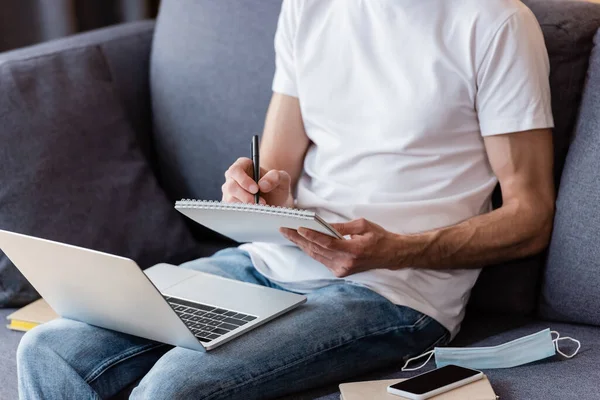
left=387, top=365, right=484, bottom=400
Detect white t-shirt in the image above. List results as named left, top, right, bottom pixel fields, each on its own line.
left=241, top=0, right=553, bottom=337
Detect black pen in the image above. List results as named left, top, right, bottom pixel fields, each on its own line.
left=251, top=135, right=260, bottom=204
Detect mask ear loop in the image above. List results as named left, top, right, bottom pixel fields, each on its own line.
left=401, top=350, right=435, bottom=372
left=551, top=331, right=581, bottom=359
left=554, top=337, right=581, bottom=359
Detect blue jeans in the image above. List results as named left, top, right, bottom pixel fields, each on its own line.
left=17, top=249, right=449, bottom=400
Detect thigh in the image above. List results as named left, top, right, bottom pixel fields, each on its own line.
left=18, top=318, right=169, bottom=399
left=179, top=248, right=282, bottom=289
left=131, top=283, right=449, bottom=400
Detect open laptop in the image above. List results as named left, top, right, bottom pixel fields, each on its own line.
left=0, top=229, right=306, bottom=351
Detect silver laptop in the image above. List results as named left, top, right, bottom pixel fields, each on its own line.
left=0, top=229, right=306, bottom=351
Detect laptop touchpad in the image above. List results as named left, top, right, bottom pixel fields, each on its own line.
left=144, top=264, right=197, bottom=292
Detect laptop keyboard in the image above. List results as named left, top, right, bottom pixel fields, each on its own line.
left=164, top=296, right=257, bottom=343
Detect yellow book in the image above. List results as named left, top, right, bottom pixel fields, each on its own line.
left=6, top=298, right=59, bottom=332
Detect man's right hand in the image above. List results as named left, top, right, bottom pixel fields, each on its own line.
left=222, top=157, right=294, bottom=208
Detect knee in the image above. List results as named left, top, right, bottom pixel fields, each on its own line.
left=131, top=373, right=188, bottom=400
left=17, top=319, right=72, bottom=366
left=131, top=350, right=213, bottom=400
left=18, top=323, right=53, bottom=359
left=17, top=327, right=51, bottom=373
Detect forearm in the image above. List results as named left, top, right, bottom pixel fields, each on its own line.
left=396, top=198, right=555, bottom=270
left=282, top=130, right=555, bottom=277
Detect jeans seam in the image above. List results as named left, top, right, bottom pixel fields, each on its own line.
left=83, top=343, right=165, bottom=384
left=90, top=391, right=101, bottom=400
left=407, top=313, right=429, bottom=329
left=203, top=321, right=436, bottom=400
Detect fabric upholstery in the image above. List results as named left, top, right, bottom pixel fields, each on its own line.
left=525, top=0, right=600, bottom=184
left=0, top=45, right=202, bottom=307
left=92, top=24, right=155, bottom=162
left=0, top=309, right=22, bottom=400
left=307, top=315, right=600, bottom=400
left=150, top=0, right=281, bottom=203
left=540, top=29, right=600, bottom=326
left=450, top=318, right=599, bottom=400
left=0, top=21, right=156, bottom=161
left=469, top=0, right=600, bottom=316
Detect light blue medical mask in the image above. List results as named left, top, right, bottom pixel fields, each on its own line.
left=402, top=329, right=581, bottom=371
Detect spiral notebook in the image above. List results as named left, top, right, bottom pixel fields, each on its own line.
left=175, top=200, right=343, bottom=245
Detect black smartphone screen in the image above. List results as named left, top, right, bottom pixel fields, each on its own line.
left=389, top=365, right=480, bottom=395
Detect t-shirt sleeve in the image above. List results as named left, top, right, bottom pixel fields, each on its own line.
left=476, top=7, right=554, bottom=136
left=272, top=0, right=299, bottom=97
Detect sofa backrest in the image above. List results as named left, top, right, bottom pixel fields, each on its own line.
left=149, top=0, right=600, bottom=318
left=540, top=28, right=600, bottom=327
left=150, top=0, right=281, bottom=204
left=465, top=0, right=600, bottom=317
left=525, top=0, right=600, bottom=185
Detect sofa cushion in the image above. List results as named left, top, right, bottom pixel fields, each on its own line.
left=150, top=0, right=281, bottom=204
left=540, top=29, right=600, bottom=326
left=525, top=0, right=600, bottom=183
left=301, top=316, right=600, bottom=400
left=0, top=45, right=203, bottom=307
left=469, top=0, right=600, bottom=317
left=0, top=21, right=156, bottom=164
left=0, top=309, right=23, bottom=400
left=442, top=318, right=600, bottom=399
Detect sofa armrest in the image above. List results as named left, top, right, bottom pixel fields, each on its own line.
left=0, top=20, right=156, bottom=158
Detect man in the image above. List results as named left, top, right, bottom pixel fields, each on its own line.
left=17, top=0, right=554, bottom=399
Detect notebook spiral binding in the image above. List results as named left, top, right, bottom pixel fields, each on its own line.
left=175, top=200, right=316, bottom=220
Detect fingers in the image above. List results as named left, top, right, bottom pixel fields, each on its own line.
left=258, top=170, right=290, bottom=193
left=297, top=227, right=346, bottom=251
left=308, top=252, right=335, bottom=271
left=223, top=159, right=291, bottom=205
left=296, top=227, right=361, bottom=262
left=222, top=157, right=264, bottom=204
left=281, top=228, right=357, bottom=278
left=225, top=158, right=259, bottom=194
left=280, top=228, right=337, bottom=259
left=330, top=218, right=370, bottom=236
left=222, top=178, right=267, bottom=204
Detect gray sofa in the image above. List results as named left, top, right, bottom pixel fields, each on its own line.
left=1, top=0, right=600, bottom=399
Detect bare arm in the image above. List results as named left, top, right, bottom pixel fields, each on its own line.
left=222, top=93, right=309, bottom=207
left=260, top=93, right=310, bottom=189
left=282, top=129, right=555, bottom=276
left=398, top=128, right=555, bottom=269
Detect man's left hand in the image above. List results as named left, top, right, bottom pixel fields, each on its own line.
left=280, top=218, right=402, bottom=278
